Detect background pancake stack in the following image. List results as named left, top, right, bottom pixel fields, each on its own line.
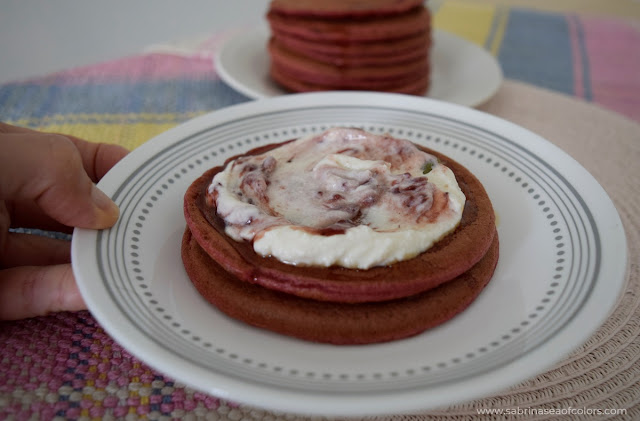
left=266, top=0, right=432, bottom=95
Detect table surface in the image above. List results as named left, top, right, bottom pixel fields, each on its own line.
left=1, top=1, right=639, bottom=420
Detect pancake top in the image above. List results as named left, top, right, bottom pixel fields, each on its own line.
left=184, top=129, right=497, bottom=303
left=267, top=6, right=430, bottom=43
left=269, top=0, right=425, bottom=17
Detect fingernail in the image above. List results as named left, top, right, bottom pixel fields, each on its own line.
left=91, top=184, right=120, bottom=226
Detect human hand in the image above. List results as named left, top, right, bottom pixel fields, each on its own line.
left=0, top=122, right=129, bottom=320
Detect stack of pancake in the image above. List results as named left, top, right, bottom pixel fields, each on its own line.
left=181, top=134, right=499, bottom=345
left=266, top=0, right=432, bottom=95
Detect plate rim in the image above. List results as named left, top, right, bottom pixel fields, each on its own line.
left=72, top=92, right=627, bottom=417
left=214, top=25, right=504, bottom=107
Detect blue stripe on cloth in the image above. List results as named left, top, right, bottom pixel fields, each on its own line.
left=0, top=78, right=249, bottom=121
left=498, top=8, right=574, bottom=95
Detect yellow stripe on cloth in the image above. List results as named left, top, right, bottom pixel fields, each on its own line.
left=31, top=121, right=177, bottom=151
left=488, top=5, right=509, bottom=56
left=7, top=112, right=206, bottom=150
left=433, top=0, right=498, bottom=47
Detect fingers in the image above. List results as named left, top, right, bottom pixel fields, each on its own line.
left=0, top=264, right=86, bottom=320
left=0, top=232, right=71, bottom=267
left=65, top=135, right=129, bottom=182
left=0, top=122, right=129, bottom=182
left=0, top=123, right=125, bottom=320
left=0, top=131, right=120, bottom=229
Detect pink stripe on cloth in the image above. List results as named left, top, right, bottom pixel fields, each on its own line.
left=31, top=53, right=218, bottom=85
left=581, top=17, right=640, bottom=121
left=29, top=31, right=235, bottom=86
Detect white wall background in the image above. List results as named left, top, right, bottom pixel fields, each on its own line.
left=0, top=0, right=271, bottom=84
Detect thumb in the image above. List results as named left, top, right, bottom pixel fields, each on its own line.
left=1, top=132, right=119, bottom=229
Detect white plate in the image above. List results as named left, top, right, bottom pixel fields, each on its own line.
left=215, top=26, right=503, bottom=107
left=72, top=92, right=626, bottom=417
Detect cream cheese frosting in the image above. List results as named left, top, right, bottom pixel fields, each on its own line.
left=208, top=127, right=465, bottom=269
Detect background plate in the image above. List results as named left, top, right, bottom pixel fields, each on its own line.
left=72, top=92, right=626, bottom=417
left=215, top=26, right=503, bottom=107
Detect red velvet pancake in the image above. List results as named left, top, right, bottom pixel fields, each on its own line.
left=271, top=29, right=431, bottom=58
left=268, top=39, right=429, bottom=89
left=183, top=141, right=496, bottom=304
left=267, top=6, right=431, bottom=43
left=268, top=0, right=426, bottom=18
left=269, top=63, right=431, bottom=95
left=182, top=228, right=499, bottom=345
left=273, top=39, right=430, bottom=68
